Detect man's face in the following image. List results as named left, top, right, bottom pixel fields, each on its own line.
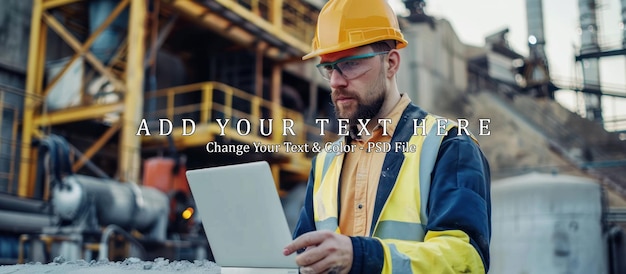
left=319, top=47, right=387, bottom=123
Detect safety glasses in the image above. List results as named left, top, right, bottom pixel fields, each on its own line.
left=316, top=51, right=389, bottom=81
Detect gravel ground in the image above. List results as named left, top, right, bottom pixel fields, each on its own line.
left=0, top=257, right=221, bottom=274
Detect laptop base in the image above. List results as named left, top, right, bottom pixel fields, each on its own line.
left=220, top=267, right=299, bottom=274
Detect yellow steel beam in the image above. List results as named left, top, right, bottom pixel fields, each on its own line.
left=270, top=0, right=283, bottom=28
left=42, top=0, right=130, bottom=98
left=167, top=91, right=174, bottom=120
left=118, top=0, right=146, bottom=183
left=41, top=12, right=126, bottom=92
left=255, top=43, right=264, bottom=98
left=168, top=0, right=285, bottom=60
left=141, top=124, right=220, bottom=149
left=224, top=88, right=233, bottom=120
left=19, top=0, right=45, bottom=197
left=214, top=0, right=308, bottom=52
left=35, top=30, right=48, bottom=103
left=271, top=63, right=282, bottom=143
left=141, top=124, right=289, bottom=157
left=33, top=103, right=124, bottom=126
left=72, top=121, right=122, bottom=172
left=200, top=83, right=213, bottom=123
left=42, top=0, right=83, bottom=10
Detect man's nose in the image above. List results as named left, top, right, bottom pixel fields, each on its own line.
left=329, top=70, right=348, bottom=89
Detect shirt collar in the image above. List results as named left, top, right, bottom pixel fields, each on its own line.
left=373, top=93, right=411, bottom=138
left=348, top=93, right=411, bottom=141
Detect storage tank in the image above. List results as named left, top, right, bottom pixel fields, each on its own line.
left=490, top=173, right=608, bottom=274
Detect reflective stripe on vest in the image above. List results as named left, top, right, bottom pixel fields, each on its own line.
left=371, top=118, right=443, bottom=241
left=312, top=115, right=455, bottom=239
left=313, top=139, right=345, bottom=233
left=377, top=118, right=450, bottom=273
left=389, top=243, right=412, bottom=274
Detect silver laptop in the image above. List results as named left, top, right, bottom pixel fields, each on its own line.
left=186, top=161, right=299, bottom=274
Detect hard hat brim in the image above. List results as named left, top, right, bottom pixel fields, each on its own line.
left=302, top=38, right=407, bottom=61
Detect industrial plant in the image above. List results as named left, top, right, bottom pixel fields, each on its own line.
left=0, top=0, right=625, bottom=273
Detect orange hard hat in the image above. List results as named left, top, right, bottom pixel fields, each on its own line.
left=302, top=0, right=408, bottom=60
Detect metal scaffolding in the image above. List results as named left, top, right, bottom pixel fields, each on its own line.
left=19, top=0, right=322, bottom=198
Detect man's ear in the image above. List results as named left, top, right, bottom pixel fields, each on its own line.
left=386, top=49, right=400, bottom=78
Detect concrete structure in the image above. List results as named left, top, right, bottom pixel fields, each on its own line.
left=396, top=18, right=467, bottom=113
left=395, top=9, right=626, bottom=203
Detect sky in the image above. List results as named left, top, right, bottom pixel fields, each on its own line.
left=389, top=0, right=626, bottom=132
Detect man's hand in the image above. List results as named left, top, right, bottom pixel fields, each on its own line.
left=283, top=230, right=353, bottom=274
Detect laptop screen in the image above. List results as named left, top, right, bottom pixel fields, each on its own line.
left=186, top=161, right=298, bottom=269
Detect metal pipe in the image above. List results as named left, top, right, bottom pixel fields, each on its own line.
left=526, top=0, right=547, bottom=60
left=0, top=209, right=56, bottom=233
left=579, top=0, right=600, bottom=53
left=578, top=0, right=603, bottom=122
left=53, top=174, right=169, bottom=239
left=98, top=224, right=147, bottom=261
left=0, top=192, right=48, bottom=214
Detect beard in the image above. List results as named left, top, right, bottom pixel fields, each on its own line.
left=347, top=93, right=384, bottom=124
left=332, top=70, right=386, bottom=127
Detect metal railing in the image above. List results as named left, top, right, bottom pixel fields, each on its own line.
left=143, top=81, right=336, bottom=147
left=235, top=0, right=318, bottom=44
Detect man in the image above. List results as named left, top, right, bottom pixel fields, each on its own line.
left=283, top=0, right=491, bottom=273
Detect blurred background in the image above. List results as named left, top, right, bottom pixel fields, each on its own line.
left=0, top=0, right=624, bottom=273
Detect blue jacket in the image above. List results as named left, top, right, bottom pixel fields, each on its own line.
left=293, top=103, right=491, bottom=273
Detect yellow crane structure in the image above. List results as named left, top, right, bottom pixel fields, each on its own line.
left=18, top=0, right=327, bottom=199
